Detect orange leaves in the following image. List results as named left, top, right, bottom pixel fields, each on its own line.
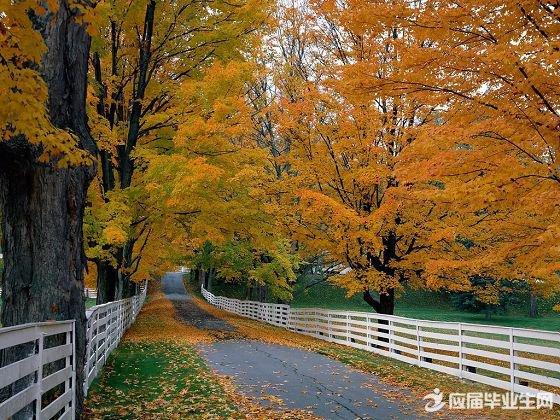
left=125, top=289, right=214, bottom=344
left=269, top=0, right=560, bottom=308
left=103, top=225, right=127, bottom=246
left=272, top=1, right=445, bottom=303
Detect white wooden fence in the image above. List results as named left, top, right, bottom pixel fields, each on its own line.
left=83, top=284, right=146, bottom=394
left=201, top=286, right=560, bottom=405
left=0, top=283, right=147, bottom=419
left=0, top=321, right=76, bottom=419
left=83, top=288, right=97, bottom=299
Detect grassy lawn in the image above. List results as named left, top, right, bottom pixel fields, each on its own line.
left=290, top=280, right=560, bottom=332
left=84, top=341, right=239, bottom=419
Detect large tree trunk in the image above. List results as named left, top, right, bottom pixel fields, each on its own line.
left=115, top=270, right=136, bottom=300
left=0, top=0, right=93, bottom=416
left=96, top=260, right=118, bottom=304
left=529, top=293, right=538, bottom=318
left=363, top=289, right=395, bottom=315
left=363, top=289, right=395, bottom=348
left=114, top=240, right=137, bottom=300
left=0, top=162, right=91, bottom=416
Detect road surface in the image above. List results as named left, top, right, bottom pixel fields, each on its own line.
left=162, top=272, right=424, bottom=419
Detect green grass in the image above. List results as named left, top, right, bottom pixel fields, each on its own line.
left=290, top=280, right=560, bottom=332
left=86, top=298, right=97, bottom=309
left=85, top=341, right=239, bottom=418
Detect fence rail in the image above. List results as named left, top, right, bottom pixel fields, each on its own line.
left=201, top=286, right=560, bottom=405
left=0, top=282, right=147, bottom=419
left=83, top=288, right=97, bottom=299
left=84, top=284, right=146, bottom=394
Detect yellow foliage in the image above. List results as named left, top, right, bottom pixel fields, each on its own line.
left=102, top=225, right=127, bottom=246
left=0, top=0, right=92, bottom=165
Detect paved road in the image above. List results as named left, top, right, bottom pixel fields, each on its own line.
left=199, top=340, right=424, bottom=419
left=162, top=272, right=234, bottom=331
left=162, top=272, right=424, bottom=419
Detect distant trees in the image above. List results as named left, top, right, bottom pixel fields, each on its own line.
left=450, top=278, right=529, bottom=319
left=190, top=239, right=299, bottom=302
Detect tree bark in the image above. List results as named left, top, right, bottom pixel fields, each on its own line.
left=529, top=293, right=538, bottom=318
left=363, top=289, right=395, bottom=315
left=197, top=267, right=205, bottom=288
left=96, top=260, right=117, bottom=304
left=207, top=267, right=215, bottom=293
left=0, top=0, right=93, bottom=416
left=203, top=269, right=210, bottom=290
left=363, top=289, right=395, bottom=347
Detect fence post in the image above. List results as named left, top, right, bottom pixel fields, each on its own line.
left=389, top=320, right=394, bottom=352
left=365, top=315, right=371, bottom=347
left=119, top=301, right=124, bottom=342
left=36, top=330, right=44, bottom=418
left=69, top=323, right=76, bottom=417
left=94, top=309, right=100, bottom=378
left=416, top=323, right=421, bottom=366
left=509, top=327, right=515, bottom=392
left=458, top=323, right=463, bottom=379
left=84, top=315, right=92, bottom=395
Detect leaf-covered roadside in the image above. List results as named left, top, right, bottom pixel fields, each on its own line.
left=84, top=342, right=238, bottom=419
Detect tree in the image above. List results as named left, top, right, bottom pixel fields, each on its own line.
left=87, top=0, right=271, bottom=302
left=380, top=0, right=560, bottom=303
left=265, top=0, right=560, bottom=314
left=450, top=277, right=528, bottom=319
left=191, top=239, right=298, bottom=302
left=143, top=57, right=302, bottom=299
left=0, top=0, right=94, bottom=412
left=272, top=0, right=441, bottom=314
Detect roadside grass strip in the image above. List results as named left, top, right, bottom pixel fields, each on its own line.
left=84, top=342, right=239, bottom=418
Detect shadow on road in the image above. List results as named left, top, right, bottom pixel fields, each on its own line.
left=161, top=272, right=235, bottom=332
